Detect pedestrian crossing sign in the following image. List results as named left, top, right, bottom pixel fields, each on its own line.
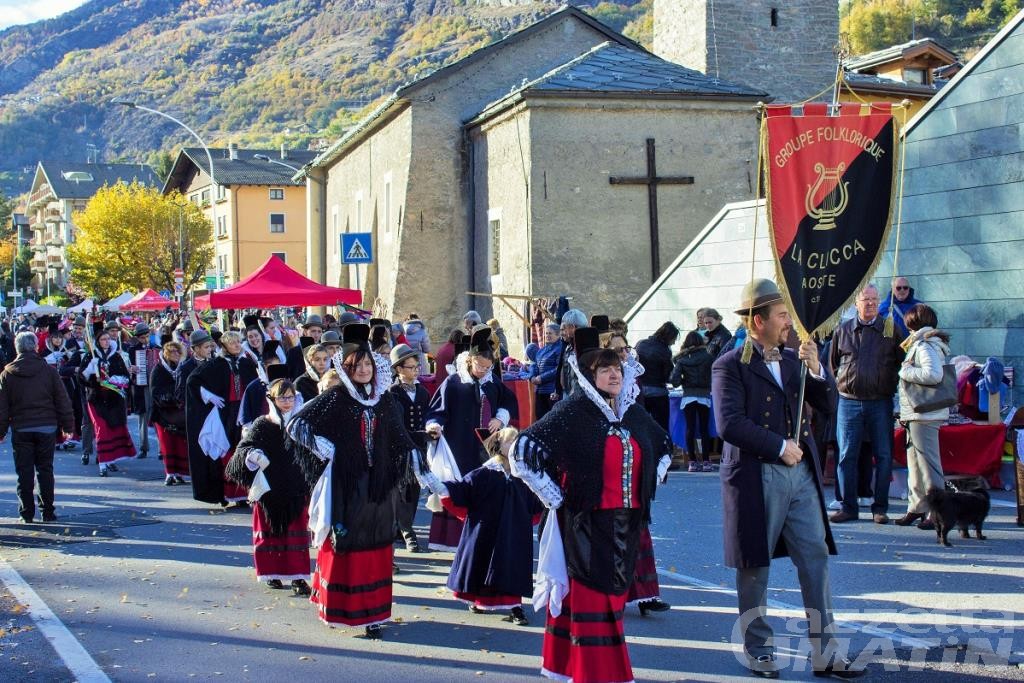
left=341, top=233, right=373, bottom=264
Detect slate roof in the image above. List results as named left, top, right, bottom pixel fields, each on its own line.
left=843, top=72, right=942, bottom=97
left=165, top=148, right=319, bottom=192
left=37, top=162, right=160, bottom=199
left=846, top=37, right=957, bottom=72
left=469, top=42, right=766, bottom=125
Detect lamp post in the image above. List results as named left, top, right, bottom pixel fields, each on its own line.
left=111, top=99, right=223, bottom=293
left=10, top=235, right=30, bottom=310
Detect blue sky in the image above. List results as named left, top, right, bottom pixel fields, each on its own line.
left=0, top=0, right=90, bottom=30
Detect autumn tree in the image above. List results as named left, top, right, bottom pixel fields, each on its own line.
left=67, top=181, right=213, bottom=300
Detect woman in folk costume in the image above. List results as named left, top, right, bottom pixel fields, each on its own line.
left=424, top=326, right=517, bottom=551
left=294, top=343, right=330, bottom=403
left=511, top=327, right=673, bottom=683
left=150, top=341, right=190, bottom=486
left=388, top=343, right=430, bottom=553
left=81, top=327, right=137, bottom=476
left=239, top=343, right=294, bottom=429
left=287, top=323, right=418, bottom=640
left=418, top=427, right=543, bottom=626
left=186, top=331, right=259, bottom=505
left=227, top=379, right=312, bottom=596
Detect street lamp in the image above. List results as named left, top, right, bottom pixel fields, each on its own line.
left=111, top=98, right=223, bottom=292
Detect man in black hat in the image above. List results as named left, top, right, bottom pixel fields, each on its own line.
left=388, top=343, right=429, bottom=553
left=712, top=279, right=860, bottom=679
left=124, top=322, right=158, bottom=458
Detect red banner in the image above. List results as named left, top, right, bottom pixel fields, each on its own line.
left=764, top=103, right=898, bottom=338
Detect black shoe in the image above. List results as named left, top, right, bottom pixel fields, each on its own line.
left=157, top=454, right=163, bottom=461
left=291, top=579, right=311, bottom=596
left=746, top=653, right=780, bottom=679
left=364, top=624, right=383, bottom=639
left=81, top=454, right=90, bottom=465
left=41, top=513, right=57, bottom=523
left=266, top=579, right=284, bottom=589
left=17, top=516, right=33, bottom=524
left=468, top=604, right=484, bottom=614
left=137, top=451, right=147, bottom=459
left=405, top=539, right=421, bottom=553
left=638, top=598, right=671, bottom=616
left=813, top=657, right=865, bottom=679
left=107, top=463, right=118, bottom=472
left=98, top=468, right=108, bottom=477
left=507, top=606, right=529, bottom=626
left=165, top=476, right=176, bottom=486
left=175, top=476, right=187, bottom=484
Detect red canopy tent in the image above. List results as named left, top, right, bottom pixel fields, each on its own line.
left=121, top=288, right=180, bottom=311
left=198, top=256, right=361, bottom=309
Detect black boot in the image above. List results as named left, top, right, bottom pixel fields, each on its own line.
left=266, top=579, right=284, bottom=589
left=291, top=579, right=311, bottom=596
left=364, top=624, right=383, bottom=639
left=638, top=598, right=671, bottom=616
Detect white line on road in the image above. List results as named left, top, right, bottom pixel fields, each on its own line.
left=656, top=567, right=935, bottom=650
left=0, top=556, right=111, bottom=683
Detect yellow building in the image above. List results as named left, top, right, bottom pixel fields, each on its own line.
left=842, top=38, right=961, bottom=120
left=163, top=144, right=316, bottom=287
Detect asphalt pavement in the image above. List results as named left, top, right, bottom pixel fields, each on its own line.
left=1, top=416, right=1022, bottom=682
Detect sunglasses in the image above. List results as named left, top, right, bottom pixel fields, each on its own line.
left=895, top=286, right=910, bottom=291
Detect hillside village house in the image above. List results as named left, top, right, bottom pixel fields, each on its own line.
left=163, top=145, right=316, bottom=286
left=302, top=6, right=784, bottom=353
left=26, top=161, right=160, bottom=295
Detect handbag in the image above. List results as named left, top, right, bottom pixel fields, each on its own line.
left=903, top=363, right=957, bottom=413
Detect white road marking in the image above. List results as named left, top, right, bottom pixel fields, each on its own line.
left=656, top=567, right=935, bottom=650
left=0, top=556, right=111, bottom=683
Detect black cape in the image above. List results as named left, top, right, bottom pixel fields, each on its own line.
left=426, top=372, right=518, bottom=476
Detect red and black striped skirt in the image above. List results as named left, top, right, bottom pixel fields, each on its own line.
left=155, top=425, right=190, bottom=478
left=625, top=526, right=660, bottom=604
left=221, top=448, right=248, bottom=502
left=252, top=504, right=310, bottom=582
left=310, top=542, right=393, bottom=627
left=87, top=406, right=136, bottom=466
left=542, top=579, right=633, bottom=683
left=453, top=588, right=522, bottom=611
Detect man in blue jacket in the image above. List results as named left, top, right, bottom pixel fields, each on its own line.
left=877, top=276, right=921, bottom=337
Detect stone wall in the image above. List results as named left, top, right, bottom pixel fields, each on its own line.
left=874, top=20, right=1024, bottom=399
left=653, top=0, right=839, bottom=104
left=526, top=97, right=759, bottom=335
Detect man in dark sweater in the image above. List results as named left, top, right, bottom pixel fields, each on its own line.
left=0, top=332, right=76, bottom=523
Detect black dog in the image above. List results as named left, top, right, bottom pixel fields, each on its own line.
left=925, top=485, right=990, bottom=547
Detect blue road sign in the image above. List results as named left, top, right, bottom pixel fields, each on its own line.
left=341, top=232, right=373, bottom=264
left=159, top=289, right=172, bottom=299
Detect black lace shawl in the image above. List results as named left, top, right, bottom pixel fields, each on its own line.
left=517, top=393, right=672, bottom=520
left=84, top=348, right=130, bottom=428
left=227, top=416, right=309, bottom=536
left=287, top=385, right=414, bottom=504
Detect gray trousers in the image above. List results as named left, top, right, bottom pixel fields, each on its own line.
left=135, top=385, right=152, bottom=454
left=906, top=420, right=944, bottom=514
left=736, top=459, right=835, bottom=663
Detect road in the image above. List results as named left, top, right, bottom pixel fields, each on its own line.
left=1, top=416, right=1022, bottom=682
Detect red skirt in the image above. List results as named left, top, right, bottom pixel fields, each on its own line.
left=156, top=425, right=190, bottom=477
left=310, top=542, right=393, bottom=627
left=253, top=505, right=311, bottom=582
left=87, top=405, right=136, bottom=465
left=453, top=589, right=522, bottom=611
left=428, top=509, right=463, bottom=551
left=221, top=448, right=248, bottom=502
left=625, top=526, right=660, bottom=604
left=542, top=579, right=633, bottom=683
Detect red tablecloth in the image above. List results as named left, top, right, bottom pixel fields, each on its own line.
left=893, top=423, right=1005, bottom=487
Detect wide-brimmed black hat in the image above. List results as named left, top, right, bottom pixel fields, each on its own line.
left=454, top=333, right=471, bottom=355
left=267, top=364, right=291, bottom=382
left=590, top=315, right=610, bottom=332
left=468, top=325, right=493, bottom=355
left=160, top=333, right=173, bottom=347
left=262, top=339, right=282, bottom=362
left=298, top=335, right=314, bottom=349
left=341, top=323, right=371, bottom=359
left=369, top=318, right=390, bottom=330
left=574, top=327, right=602, bottom=356
left=243, top=314, right=260, bottom=330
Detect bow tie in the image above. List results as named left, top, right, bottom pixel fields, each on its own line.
left=762, top=347, right=782, bottom=363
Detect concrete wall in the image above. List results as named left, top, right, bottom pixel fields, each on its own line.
left=653, top=0, right=838, bottom=103
left=469, top=105, right=535, bottom=356
left=874, top=19, right=1024, bottom=399
left=625, top=200, right=775, bottom=347
left=526, top=97, right=759, bottom=330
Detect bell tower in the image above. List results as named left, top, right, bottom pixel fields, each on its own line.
left=653, top=0, right=840, bottom=103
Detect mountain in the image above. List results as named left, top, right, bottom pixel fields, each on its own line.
left=0, top=0, right=651, bottom=197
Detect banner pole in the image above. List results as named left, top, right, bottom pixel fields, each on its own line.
left=793, top=363, right=808, bottom=442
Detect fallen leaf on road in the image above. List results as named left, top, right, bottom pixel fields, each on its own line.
left=298, top=656, right=310, bottom=661
left=119, top=594, right=128, bottom=604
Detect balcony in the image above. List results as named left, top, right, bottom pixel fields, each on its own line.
left=45, top=237, right=64, bottom=247
left=28, top=185, right=53, bottom=208
left=46, top=254, right=64, bottom=265
left=31, top=259, right=46, bottom=273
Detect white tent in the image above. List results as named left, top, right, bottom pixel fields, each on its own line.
left=13, top=300, right=38, bottom=315
left=67, top=299, right=94, bottom=313
left=100, top=292, right=134, bottom=311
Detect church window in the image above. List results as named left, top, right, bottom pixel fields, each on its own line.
left=770, top=8, right=778, bottom=27
left=488, top=208, right=502, bottom=275
left=270, top=213, right=285, bottom=233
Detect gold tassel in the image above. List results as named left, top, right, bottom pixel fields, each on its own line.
left=884, top=313, right=894, bottom=338
left=740, top=336, right=754, bottom=364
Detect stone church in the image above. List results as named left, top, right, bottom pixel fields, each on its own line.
left=301, top=2, right=839, bottom=352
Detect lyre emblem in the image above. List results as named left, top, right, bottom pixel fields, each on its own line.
left=805, top=162, right=849, bottom=231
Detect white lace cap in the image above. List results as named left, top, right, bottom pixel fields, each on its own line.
left=330, top=349, right=392, bottom=407
left=567, top=348, right=642, bottom=423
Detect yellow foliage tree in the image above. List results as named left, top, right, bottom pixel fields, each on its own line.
left=68, top=182, right=214, bottom=301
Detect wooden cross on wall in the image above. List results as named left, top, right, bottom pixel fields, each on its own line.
left=609, top=138, right=694, bottom=282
